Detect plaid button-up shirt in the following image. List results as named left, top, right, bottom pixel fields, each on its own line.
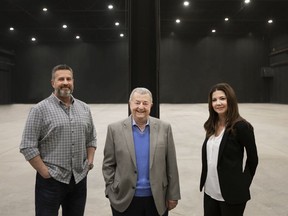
left=20, top=94, right=97, bottom=184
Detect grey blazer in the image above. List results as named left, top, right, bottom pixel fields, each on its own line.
left=102, top=116, right=181, bottom=215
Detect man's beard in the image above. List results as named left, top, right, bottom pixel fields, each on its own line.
left=55, top=87, right=73, bottom=97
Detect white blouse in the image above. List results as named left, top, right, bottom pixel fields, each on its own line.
left=204, top=128, right=225, bottom=201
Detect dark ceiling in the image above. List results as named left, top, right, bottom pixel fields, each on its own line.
left=161, top=0, right=288, bottom=38
left=0, top=0, right=288, bottom=49
left=0, top=0, right=128, bottom=47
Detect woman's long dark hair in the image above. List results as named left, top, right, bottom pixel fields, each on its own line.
left=204, top=83, right=247, bottom=137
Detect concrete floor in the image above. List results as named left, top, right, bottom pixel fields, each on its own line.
left=0, top=103, right=288, bottom=216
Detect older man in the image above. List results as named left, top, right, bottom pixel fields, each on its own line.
left=102, top=87, right=181, bottom=216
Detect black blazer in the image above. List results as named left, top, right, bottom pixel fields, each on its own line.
left=200, top=120, right=258, bottom=204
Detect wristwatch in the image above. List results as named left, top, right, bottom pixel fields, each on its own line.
left=88, top=163, right=94, bottom=170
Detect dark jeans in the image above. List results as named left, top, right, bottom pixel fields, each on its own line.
left=204, top=193, right=246, bottom=216
left=35, top=173, right=87, bottom=216
left=111, top=196, right=168, bottom=216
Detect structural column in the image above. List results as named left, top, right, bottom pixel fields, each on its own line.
left=128, top=0, right=160, bottom=118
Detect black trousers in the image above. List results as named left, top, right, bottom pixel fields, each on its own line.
left=204, top=193, right=246, bottom=216
left=35, top=173, right=87, bottom=216
left=111, top=196, right=168, bottom=216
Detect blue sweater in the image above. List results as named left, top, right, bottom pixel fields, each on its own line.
left=132, top=125, right=152, bottom=197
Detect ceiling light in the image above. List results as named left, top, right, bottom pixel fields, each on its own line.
left=108, top=5, right=113, bottom=10
left=224, top=17, right=229, bottom=22
left=176, top=19, right=181, bottom=24
left=268, top=19, right=273, bottom=24
left=120, top=33, right=124, bottom=37
left=115, top=22, right=120, bottom=26
left=212, top=29, right=216, bottom=33
left=31, top=37, right=36, bottom=42
left=244, top=0, right=250, bottom=4
left=42, top=8, right=48, bottom=12
left=9, top=27, right=14, bottom=31
left=62, top=24, right=68, bottom=29
left=76, top=35, right=80, bottom=39
left=183, top=1, right=190, bottom=7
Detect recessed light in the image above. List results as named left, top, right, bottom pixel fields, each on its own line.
left=268, top=19, right=273, bottom=24
left=224, top=17, right=229, bottom=22
left=9, top=27, right=14, bottom=31
left=108, top=5, right=113, bottom=10
left=244, top=0, right=250, bottom=4
left=43, top=8, right=48, bottom=12
left=176, top=19, right=181, bottom=24
left=62, top=24, right=68, bottom=29
left=115, top=22, right=120, bottom=26
left=31, top=37, right=36, bottom=41
left=76, top=35, right=80, bottom=39
left=120, top=33, right=124, bottom=37
left=183, top=1, right=190, bottom=7
left=212, top=29, right=216, bottom=33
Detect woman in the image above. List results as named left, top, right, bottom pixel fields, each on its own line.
left=200, top=83, right=258, bottom=216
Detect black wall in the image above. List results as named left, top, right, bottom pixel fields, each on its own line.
left=13, top=41, right=129, bottom=103
left=0, top=49, right=14, bottom=104
left=269, top=34, right=288, bottom=104
left=159, top=35, right=269, bottom=103
left=2, top=33, right=288, bottom=104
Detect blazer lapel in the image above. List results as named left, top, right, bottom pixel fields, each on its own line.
left=149, top=117, right=158, bottom=169
left=123, top=116, right=137, bottom=168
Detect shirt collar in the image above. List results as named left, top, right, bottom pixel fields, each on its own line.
left=132, top=117, right=150, bottom=126
left=51, top=93, right=74, bottom=105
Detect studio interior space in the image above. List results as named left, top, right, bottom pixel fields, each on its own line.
left=0, top=0, right=288, bottom=215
